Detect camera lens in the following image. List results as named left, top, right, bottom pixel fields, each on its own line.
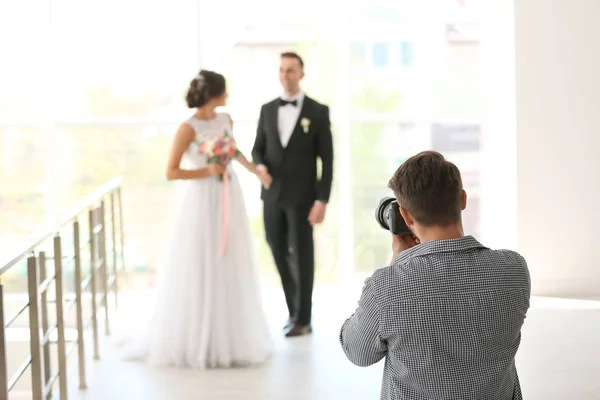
left=375, top=197, right=396, bottom=231
left=375, top=196, right=411, bottom=235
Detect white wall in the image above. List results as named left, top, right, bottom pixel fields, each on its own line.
left=515, top=0, right=600, bottom=298
left=479, top=0, right=516, bottom=251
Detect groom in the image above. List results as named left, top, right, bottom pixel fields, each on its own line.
left=252, top=52, right=334, bottom=337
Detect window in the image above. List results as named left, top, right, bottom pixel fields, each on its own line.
left=2, top=0, right=493, bottom=286
left=371, top=42, right=390, bottom=68
left=350, top=42, right=367, bottom=66
left=400, top=41, right=414, bottom=67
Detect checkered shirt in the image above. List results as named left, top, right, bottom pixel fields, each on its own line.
left=340, top=235, right=530, bottom=400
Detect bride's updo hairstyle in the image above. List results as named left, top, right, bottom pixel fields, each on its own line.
left=186, top=69, right=226, bottom=108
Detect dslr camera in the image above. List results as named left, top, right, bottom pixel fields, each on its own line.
left=375, top=197, right=412, bottom=235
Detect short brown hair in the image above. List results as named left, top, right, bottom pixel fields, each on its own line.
left=281, top=52, right=304, bottom=69
left=388, top=151, right=463, bottom=226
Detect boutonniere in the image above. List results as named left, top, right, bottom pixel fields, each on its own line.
left=301, top=117, right=311, bottom=133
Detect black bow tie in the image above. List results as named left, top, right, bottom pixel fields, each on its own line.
left=279, top=99, right=298, bottom=107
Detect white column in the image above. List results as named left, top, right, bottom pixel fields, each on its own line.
left=44, top=0, right=59, bottom=229
left=336, top=0, right=354, bottom=286
left=515, top=0, right=600, bottom=298
left=479, top=0, right=516, bottom=250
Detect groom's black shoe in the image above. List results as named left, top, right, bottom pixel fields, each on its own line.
left=285, top=324, right=312, bottom=337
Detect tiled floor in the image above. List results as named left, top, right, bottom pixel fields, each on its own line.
left=66, top=286, right=600, bottom=400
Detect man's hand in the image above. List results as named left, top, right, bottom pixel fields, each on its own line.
left=256, top=164, right=272, bottom=189
left=390, top=234, right=420, bottom=263
left=259, top=173, right=272, bottom=189
left=308, top=201, right=327, bottom=226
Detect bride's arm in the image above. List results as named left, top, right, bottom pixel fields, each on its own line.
left=234, top=152, right=271, bottom=189
left=226, top=112, right=256, bottom=175
left=234, top=152, right=259, bottom=174
left=166, top=123, right=224, bottom=180
left=226, top=113, right=271, bottom=188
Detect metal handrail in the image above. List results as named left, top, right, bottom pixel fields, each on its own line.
left=0, top=177, right=126, bottom=400
left=0, top=177, right=123, bottom=277
left=60, top=177, right=123, bottom=225
left=0, top=229, right=56, bottom=277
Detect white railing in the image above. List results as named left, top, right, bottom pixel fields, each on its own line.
left=0, top=177, right=126, bottom=400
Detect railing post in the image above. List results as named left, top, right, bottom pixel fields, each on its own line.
left=110, top=192, right=119, bottom=309
left=38, top=252, right=52, bottom=400
left=53, top=237, right=68, bottom=400
left=88, top=209, right=100, bottom=360
left=0, top=279, right=9, bottom=400
left=117, top=187, right=126, bottom=275
left=27, top=255, right=43, bottom=400
left=0, top=178, right=125, bottom=399
left=99, top=201, right=110, bottom=336
left=73, top=221, right=87, bottom=389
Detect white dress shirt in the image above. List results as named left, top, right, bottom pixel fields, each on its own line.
left=257, top=91, right=325, bottom=206
left=278, top=91, right=304, bottom=148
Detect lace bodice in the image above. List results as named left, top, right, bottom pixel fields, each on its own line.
left=184, top=113, right=234, bottom=168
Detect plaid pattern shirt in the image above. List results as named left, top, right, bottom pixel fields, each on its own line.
left=340, top=236, right=530, bottom=400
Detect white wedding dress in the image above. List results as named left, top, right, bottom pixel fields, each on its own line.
left=116, top=113, right=272, bottom=368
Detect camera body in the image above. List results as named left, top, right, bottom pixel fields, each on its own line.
left=375, top=197, right=412, bottom=235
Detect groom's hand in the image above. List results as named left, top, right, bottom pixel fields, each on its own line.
left=308, top=201, right=327, bottom=226
left=259, top=173, right=272, bottom=189
left=256, top=165, right=272, bottom=189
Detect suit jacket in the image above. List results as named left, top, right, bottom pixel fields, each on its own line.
left=251, top=95, right=333, bottom=206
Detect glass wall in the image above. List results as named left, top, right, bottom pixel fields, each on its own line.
left=1, top=0, right=491, bottom=287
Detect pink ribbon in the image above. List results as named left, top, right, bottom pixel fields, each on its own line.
left=218, top=170, right=230, bottom=257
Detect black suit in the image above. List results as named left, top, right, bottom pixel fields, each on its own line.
left=252, top=95, right=333, bottom=325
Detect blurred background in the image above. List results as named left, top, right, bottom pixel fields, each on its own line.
left=1, top=0, right=503, bottom=291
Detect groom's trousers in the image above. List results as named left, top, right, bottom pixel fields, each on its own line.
left=263, top=200, right=314, bottom=326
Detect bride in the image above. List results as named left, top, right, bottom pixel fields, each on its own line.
left=116, top=69, right=272, bottom=369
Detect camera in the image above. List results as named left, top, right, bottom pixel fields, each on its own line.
left=375, top=197, right=412, bottom=235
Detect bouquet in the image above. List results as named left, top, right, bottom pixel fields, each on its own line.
left=195, top=130, right=241, bottom=257
left=196, top=130, right=241, bottom=181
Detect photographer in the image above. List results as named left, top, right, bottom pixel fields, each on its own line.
left=339, top=151, right=530, bottom=400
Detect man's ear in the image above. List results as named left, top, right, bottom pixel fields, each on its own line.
left=399, top=206, right=414, bottom=227
left=461, top=189, right=467, bottom=210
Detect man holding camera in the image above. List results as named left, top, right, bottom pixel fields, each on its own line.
left=340, top=151, right=530, bottom=400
